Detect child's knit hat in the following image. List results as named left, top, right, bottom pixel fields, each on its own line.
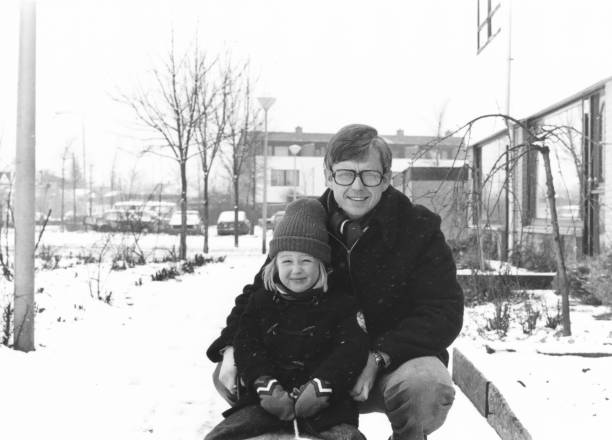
left=269, top=199, right=331, bottom=264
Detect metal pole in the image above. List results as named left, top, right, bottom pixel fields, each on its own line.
left=504, top=0, right=514, bottom=261
left=257, top=96, right=275, bottom=254
left=262, top=108, right=269, bottom=254
left=81, top=116, right=86, bottom=189
left=14, top=0, right=36, bottom=352
left=293, top=154, right=297, bottom=201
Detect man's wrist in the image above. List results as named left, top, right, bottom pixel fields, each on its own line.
left=372, top=351, right=390, bottom=370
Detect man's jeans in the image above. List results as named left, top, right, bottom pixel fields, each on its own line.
left=358, top=356, right=455, bottom=440
left=211, top=356, right=454, bottom=440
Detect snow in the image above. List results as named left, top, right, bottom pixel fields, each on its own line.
left=1, top=227, right=608, bottom=439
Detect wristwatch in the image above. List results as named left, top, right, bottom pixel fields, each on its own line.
left=373, top=351, right=388, bottom=370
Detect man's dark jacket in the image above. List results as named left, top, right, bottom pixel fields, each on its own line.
left=207, top=186, right=464, bottom=370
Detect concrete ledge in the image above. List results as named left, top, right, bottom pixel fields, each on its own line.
left=452, top=348, right=488, bottom=416
left=452, top=347, right=532, bottom=440
left=457, top=273, right=554, bottom=290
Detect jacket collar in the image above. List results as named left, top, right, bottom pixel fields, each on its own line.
left=319, top=186, right=407, bottom=250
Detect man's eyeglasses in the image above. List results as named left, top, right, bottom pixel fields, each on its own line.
left=330, top=169, right=385, bottom=187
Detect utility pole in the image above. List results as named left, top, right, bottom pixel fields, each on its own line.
left=14, top=0, right=36, bottom=352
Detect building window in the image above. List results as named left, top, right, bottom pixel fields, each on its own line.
left=271, top=169, right=299, bottom=187
left=477, top=0, right=501, bottom=54
left=272, top=146, right=289, bottom=156
left=476, top=136, right=506, bottom=226
left=531, top=101, right=583, bottom=222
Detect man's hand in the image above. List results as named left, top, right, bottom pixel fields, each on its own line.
left=350, top=352, right=379, bottom=402
left=219, top=346, right=238, bottom=395
left=254, top=376, right=295, bottom=421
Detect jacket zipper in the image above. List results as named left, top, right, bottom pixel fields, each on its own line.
left=329, top=226, right=369, bottom=293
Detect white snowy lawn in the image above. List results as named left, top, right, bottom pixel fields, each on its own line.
left=1, top=227, right=608, bottom=439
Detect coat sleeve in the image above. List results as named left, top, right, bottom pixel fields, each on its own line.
left=311, top=298, right=369, bottom=395
left=374, top=217, right=464, bottom=370
left=233, top=292, right=276, bottom=388
left=206, top=257, right=270, bottom=363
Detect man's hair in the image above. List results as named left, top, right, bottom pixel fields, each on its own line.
left=262, top=256, right=328, bottom=293
left=324, top=124, right=392, bottom=173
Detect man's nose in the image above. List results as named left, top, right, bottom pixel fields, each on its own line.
left=350, top=173, right=365, bottom=189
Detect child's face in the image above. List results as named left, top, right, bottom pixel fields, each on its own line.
left=276, top=251, right=320, bottom=293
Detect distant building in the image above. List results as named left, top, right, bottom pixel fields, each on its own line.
left=244, top=126, right=464, bottom=211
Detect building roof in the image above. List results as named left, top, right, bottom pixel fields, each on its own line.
left=252, top=128, right=463, bottom=147
left=472, top=75, right=612, bottom=147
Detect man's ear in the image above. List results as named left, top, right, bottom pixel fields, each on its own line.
left=323, top=168, right=333, bottom=189
left=381, top=171, right=392, bottom=191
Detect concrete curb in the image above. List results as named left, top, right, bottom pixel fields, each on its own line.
left=452, top=347, right=532, bottom=440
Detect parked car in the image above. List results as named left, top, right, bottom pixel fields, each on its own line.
left=217, top=210, right=250, bottom=235
left=168, top=210, right=203, bottom=234
left=91, top=209, right=158, bottom=233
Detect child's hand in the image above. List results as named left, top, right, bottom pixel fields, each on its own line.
left=219, top=347, right=238, bottom=395
left=254, top=376, right=295, bottom=421
left=294, top=378, right=332, bottom=418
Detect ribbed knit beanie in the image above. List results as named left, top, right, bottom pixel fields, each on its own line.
left=269, top=199, right=331, bottom=264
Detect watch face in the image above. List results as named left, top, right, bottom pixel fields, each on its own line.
left=374, top=352, right=385, bottom=368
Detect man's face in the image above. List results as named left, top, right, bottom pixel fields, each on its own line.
left=324, top=149, right=390, bottom=220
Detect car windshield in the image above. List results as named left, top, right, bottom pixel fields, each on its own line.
left=218, top=211, right=246, bottom=222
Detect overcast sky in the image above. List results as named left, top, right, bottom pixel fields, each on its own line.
left=1, top=0, right=611, bottom=189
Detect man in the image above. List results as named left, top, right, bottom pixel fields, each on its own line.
left=207, top=124, right=464, bottom=440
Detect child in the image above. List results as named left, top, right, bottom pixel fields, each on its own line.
left=205, top=199, right=369, bottom=440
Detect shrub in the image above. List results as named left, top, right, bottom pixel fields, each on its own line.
left=562, top=251, right=612, bottom=306
left=543, top=300, right=562, bottom=329
left=461, top=269, right=518, bottom=306
left=485, top=300, right=511, bottom=337
left=1, top=302, right=12, bottom=346
left=151, top=266, right=180, bottom=281
left=450, top=232, right=496, bottom=270
left=112, top=245, right=146, bottom=270
left=511, top=236, right=557, bottom=272
left=520, top=300, right=541, bottom=335
left=38, top=245, right=62, bottom=269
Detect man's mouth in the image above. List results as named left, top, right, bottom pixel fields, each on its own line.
left=347, top=194, right=368, bottom=202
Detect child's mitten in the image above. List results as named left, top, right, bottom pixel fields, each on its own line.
left=294, top=378, right=333, bottom=418
left=254, top=376, right=295, bottom=421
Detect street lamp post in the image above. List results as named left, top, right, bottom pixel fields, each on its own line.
left=257, top=97, right=275, bottom=255
left=288, top=144, right=301, bottom=201
left=54, top=110, right=87, bottom=198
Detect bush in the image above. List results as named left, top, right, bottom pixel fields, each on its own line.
left=485, top=300, right=511, bottom=337
left=562, top=252, right=612, bottom=306
left=461, top=270, right=518, bottom=306
left=111, top=245, right=146, bottom=270
left=520, top=300, right=541, bottom=335
left=511, top=236, right=557, bottom=272
left=1, top=302, right=12, bottom=346
left=151, top=266, right=180, bottom=281
left=543, top=300, right=562, bottom=329
left=450, top=232, right=496, bottom=270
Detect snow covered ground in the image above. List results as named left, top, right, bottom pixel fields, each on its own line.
left=1, top=227, right=608, bottom=439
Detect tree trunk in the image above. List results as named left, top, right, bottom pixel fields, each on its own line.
left=61, top=157, right=65, bottom=232
left=540, top=145, right=571, bottom=336
left=203, top=172, right=209, bottom=254
left=233, top=175, right=239, bottom=248
left=179, top=160, right=188, bottom=260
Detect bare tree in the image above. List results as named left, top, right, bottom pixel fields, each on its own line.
left=194, top=55, right=231, bottom=254
left=222, top=65, right=260, bottom=248
left=60, top=140, right=74, bottom=232
left=120, top=35, right=202, bottom=259
left=435, top=113, right=574, bottom=335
